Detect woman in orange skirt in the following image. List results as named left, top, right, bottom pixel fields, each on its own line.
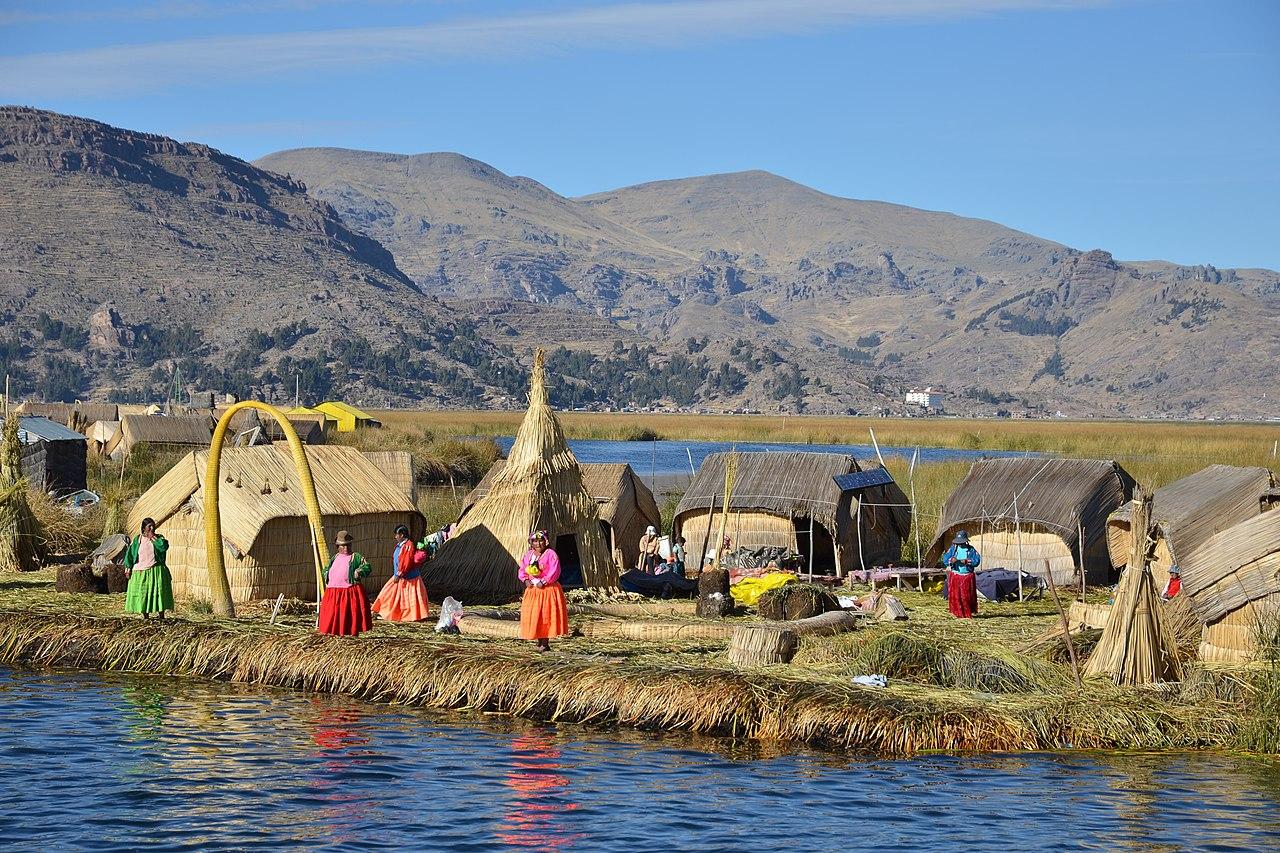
left=371, top=524, right=430, bottom=621
left=518, top=530, right=569, bottom=652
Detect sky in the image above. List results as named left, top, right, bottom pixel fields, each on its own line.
left=1, top=0, right=1277, bottom=270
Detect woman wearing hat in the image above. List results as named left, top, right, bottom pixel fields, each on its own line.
left=371, top=524, right=430, bottom=622
left=518, top=530, right=568, bottom=652
left=124, top=517, right=174, bottom=619
left=318, top=530, right=373, bottom=636
left=638, top=525, right=661, bottom=573
left=942, top=531, right=981, bottom=618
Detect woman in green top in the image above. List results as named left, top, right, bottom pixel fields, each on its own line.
left=124, top=517, right=175, bottom=618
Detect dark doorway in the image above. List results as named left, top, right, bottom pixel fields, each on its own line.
left=793, top=517, right=837, bottom=575
left=556, top=533, right=583, bottom=587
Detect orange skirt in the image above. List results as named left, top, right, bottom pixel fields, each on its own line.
left=519, top=582, right=569, bottom=640
left=371, top=576, right=431, bottom=622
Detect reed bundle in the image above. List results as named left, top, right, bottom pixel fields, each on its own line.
left=1084, top=489, right=1181, bottom=685
left=457, top=615, right=525, bottom=639
left=570, top=600, right=699, bottom=619
left=729, top=625, right=799, bottom=666
left=0, top=417, right=46, bottom=572
left=758, top=583, right=840, bottom=622
left=579, top=618, right=736, bottom=642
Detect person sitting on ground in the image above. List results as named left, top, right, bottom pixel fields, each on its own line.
left=124, top=517, right=174, bottom=620
left=638, top=525, right=661, bottom=573
left=318, top=530, right=373, bottom=636
left=519, top=530, right=569, bottom=653
left=1162, top=566, right=1182, bottom=600
left=942, top=530, right=981, bottom=619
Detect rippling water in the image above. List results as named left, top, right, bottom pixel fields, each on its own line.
left=1, top=667, right=1277, bottom=852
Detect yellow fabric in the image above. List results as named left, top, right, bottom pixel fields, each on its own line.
left=730, top=572, right=796, bottom=606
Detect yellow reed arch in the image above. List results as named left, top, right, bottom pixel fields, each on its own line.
left=204, top=401, right=330, bottom=618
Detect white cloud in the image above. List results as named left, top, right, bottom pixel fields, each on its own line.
left=0, top=0, right=1108, bottom=98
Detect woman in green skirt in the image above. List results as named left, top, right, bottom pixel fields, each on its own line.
left=124, top=517, right=174, bottom=618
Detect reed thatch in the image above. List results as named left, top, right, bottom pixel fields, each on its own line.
left=674, top=452, right=911, bottom=575
left=0, top=417, right=47, bottom=572
left=1107, top=465, right=1274, bottom=592
left=15, top=401, right=119, bottom=427
left=729, top=625, right=800, bottom=666
left=1084, top=489, right=1181, bottom=685
left=107, top=415, right=213, bottom=460
left=362, top=450, right=418, bottom=505
left=126, top=444, right=421, bottom=603
left=464, top=460, right=660, bottom=571
left=422, top=350, right=614, bottom=603
left=216, top=408, right=327, bottom=446
left=1178, top=508, right=1280, bottom=663
left=927, top=457, right=1135, bottom=585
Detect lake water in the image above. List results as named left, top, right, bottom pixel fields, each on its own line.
left=493, top=437, right=1032, bottom=480
left=2, top=666, right=1277, bottom=852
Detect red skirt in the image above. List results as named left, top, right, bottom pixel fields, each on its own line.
left=520, top=582, right=569, bottom=641
left=948, top=570, right=978, bottom=619
left=318, top=585, right=372, bottom=636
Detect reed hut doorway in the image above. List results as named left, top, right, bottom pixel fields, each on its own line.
left=794, top=517, right=837, bottom=574
left=556, top=533, right=584, bottom=587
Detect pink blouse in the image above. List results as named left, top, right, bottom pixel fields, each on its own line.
left=134, top=537, right=157, bottom=571
left=518, top=548, right=561, bottom=586
left=327, top=553, right=353, bottom=589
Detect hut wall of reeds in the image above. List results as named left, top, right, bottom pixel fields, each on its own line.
left=926, top=458, right=1135, bottom=586
left=10, top=416, right=87, bottom=494
left=422, top=350, right=614, bottom=603
left=362, top=450, right=418, bottom=505
left=1179, top=509, right=1280, bottom=663
left=673, top=452, right=911, bottom=575
left=126, top=445, right=421, bottom=603
left=107, top=415, right=213, bottom=460
left=463, top=461, right=660, bottom=571
left=1107, top=465, right=1274, bottom=592
left=15, top=401, right=119, bottom=426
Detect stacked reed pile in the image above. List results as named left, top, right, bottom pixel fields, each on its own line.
left=0, top=417, right=46, bottom=572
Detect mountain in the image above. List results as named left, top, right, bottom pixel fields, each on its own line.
left=0, top=107, right=535, bottom=406
left=257, top=147, right=1280, bottom=418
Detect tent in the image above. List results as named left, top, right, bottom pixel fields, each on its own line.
left=927, top=458, right=1135, bottom=586
left=673, top=451, right=911, bottom=576
left=126, top=444, right=421, bottom=603
left=421, top=349, right=614, bottom=602
left=463, top=461, right=660, bottom=571
left=311, top=401, right=381, bottom=432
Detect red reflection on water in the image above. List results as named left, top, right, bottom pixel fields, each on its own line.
left=497, top=734, right=583, bottom=851
left=306, top=702, right=374, bottom=846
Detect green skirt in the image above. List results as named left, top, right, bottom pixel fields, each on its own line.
left=125, top=565, right=174, bottom=614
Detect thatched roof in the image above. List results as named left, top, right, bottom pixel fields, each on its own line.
left=1179, top=509, right=1280, bottom=625
left=927, top=457, right=1135, bottom=561
left=127, top=444, right=417, bottom=555
left=109, top=414, right=213, bottom=457
left=422, top=349, right=613, bottom=602
left=215, top=408, right=326, bottom=445
left=463, top=460, right=661, bottom=568
left=1108, top=465, right=1273, bottom=566
left=674, top=451, right=909, bottom=535
left=15, top=401, right=119, bottom=426
left=362, top=450, right=417, bottom=505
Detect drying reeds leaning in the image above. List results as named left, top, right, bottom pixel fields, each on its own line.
left=1084, top=487, right=1181, bottom=685
left=423, top=349, right=614, bottom=603
left=0, top=416, right=46, bottom=572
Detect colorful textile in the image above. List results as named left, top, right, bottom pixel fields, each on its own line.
left=325, top=552, right=371, bottom=588
left=318, top=585, right=372, bottom=636
left=942, top=544, right=982, bottom=574
left=393, top=539, right=426, bottom=580
left=1162, top=576, right=1181, bottom=599
left=519, top=582, right=569, bottom=640
left=372, top=575, right=431, bottom=622
left=729, top=572, right=796, bottom=606
left=124, top=534, right=174, bottom=614
left=948, top=569, right=978, bottom=618
left=519, top=548, right=561, bottom=586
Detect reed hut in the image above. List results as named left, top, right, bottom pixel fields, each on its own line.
left=421, top=350, right=613, bottom=603
left=15, top=401, right=119, bottom=427
left=1107, top=465, right=1274, bottom=593
left=215, top=408, right=327, bottom=446
left=362, top=450, right=418, bottom=505
left=926, top=458, right=1135, bottom=586
left=86, top=420, right=120, bottom=455
left=673, top=452, right=911, bottom=576
left=126, top=444, right=421, bottom=604
left=107, top=415, right=213, bottom=460
left=463, top=461, right=661, bottom=571
left=9, top=416, right=87, bottom=494
left=1179, top=509, right=1280, bottom=663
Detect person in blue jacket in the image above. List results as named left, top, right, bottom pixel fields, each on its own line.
left=942, top=531, right=981, bottom=618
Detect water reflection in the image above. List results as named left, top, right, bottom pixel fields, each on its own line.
left=0, top=667, right=1277, bottom=852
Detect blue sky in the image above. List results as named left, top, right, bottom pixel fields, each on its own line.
left=1, top=0, right=1277, bottom=269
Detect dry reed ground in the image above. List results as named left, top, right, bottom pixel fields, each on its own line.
left=0, top=570, right=1261, bottom=754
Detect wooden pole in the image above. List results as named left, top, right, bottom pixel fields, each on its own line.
left=909, top=447, right=923, bottom=591
left=1078, top=520, right=1087, bottom=599
left=1013, top=494, right=1025, bottom=601
left=807, top=513, right=814, bottom=581
left=699, top=493, right=717, bottom=572
left=856, top=500, right=866, bottom=576
left=1044, top=550, right=1082, bottom=688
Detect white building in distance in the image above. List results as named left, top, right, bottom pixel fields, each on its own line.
left=906, top=387, right=945, bottom=412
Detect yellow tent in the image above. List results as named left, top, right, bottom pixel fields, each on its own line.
left=310, top=401, right=381, bottom=432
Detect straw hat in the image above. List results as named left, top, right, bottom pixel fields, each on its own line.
left=335, top=530, right=354, bottom=546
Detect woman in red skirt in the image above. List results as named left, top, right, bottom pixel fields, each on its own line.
left=943, top=530, right=981, bottom=619
left=518, top=530, right=569, bottom=652
left=318, top=530, right=373, bottom=636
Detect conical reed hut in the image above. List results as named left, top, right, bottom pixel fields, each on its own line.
left=1084, top=488, right=1181, bottom=685
left=0, top=416, right=47, bottom=572
left=422, top=349, right=614, bottom=603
